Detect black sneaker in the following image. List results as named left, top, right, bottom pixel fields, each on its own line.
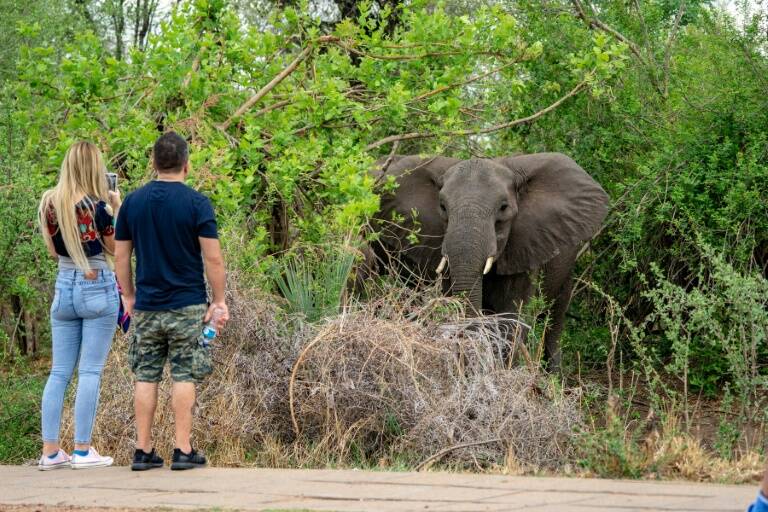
left=170, top=447, right=206, bottom=470
left=131, top=448, right=164, bottom=471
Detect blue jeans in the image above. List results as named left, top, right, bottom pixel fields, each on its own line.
left=41, top=268, right=119, bottom=444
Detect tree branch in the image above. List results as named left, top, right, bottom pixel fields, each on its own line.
left=454, top=79, right=588, bottom=136
left=571, top=0, right=647, bottom=67
left=366, top=79, right=588, bottom=151
left=570, top=0, right=665, bottom=96
left=254, top=99, right=291, bottom=117
left=181, top=54, right=201, bottom=90
left=416, top=438, right=502, bottom=471
left=334, top=40, right=508, bottom=61
left=373, top=140, right=400, bottom=187
left=216, top=36, right=339, bottom=132
left=663, top=2, right=686, bottom=97
left=216, top=46, right=313, bottom=132
left=410, top=60, right=520, bottom=103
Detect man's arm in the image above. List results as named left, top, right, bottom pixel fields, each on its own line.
left=115, top=240, right=135, bottom=316
left=199, top=237, right=229, bottom=328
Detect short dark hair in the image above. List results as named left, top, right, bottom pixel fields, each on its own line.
left=153, top=131, right=188, bottom=173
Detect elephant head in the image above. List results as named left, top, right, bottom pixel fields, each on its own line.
left=374, top=153, right=609, bottom=312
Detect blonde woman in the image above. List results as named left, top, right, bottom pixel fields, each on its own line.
left=37, top=141, right=122, bottom=470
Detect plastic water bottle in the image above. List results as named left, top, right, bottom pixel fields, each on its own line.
left=201, top=307, right=222, bottom=348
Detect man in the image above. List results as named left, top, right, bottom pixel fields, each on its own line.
left=115, top=131, right=229, bottom=471
left=748, top=469, right=768, bottom=511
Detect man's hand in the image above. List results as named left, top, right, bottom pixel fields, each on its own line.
left=123, top=293, right=135, bottom=317
left=204, top=301, right=229, bottom=330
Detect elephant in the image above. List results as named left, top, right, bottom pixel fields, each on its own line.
left=370, top=153, right=609, bottom=372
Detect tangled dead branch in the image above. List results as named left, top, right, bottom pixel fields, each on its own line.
left=64, top=278, right=581, bottom=470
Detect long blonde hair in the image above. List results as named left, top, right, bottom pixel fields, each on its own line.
left=39, top=141, right=110, bottom=271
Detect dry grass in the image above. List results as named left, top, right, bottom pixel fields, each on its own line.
left=60, top=279, right=580, bottom=470
left=574, top=395, right=766, bottom=483
left=289, top=289, right=582, bottom=471
left=61, top=283, right=308, bottom=466
left=58, top=277, right=765, bottom=481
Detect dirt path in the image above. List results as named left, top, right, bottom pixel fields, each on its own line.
left=0, top=465, right=759, bottom=511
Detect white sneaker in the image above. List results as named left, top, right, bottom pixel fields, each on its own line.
left=38, top=449, right=71, bottom=471
left=71, top=447, right=114, bottom=469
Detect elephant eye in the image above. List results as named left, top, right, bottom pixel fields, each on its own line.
left=499, top=203, right=509, bottom=212
left=439, top=202, right=447, bottom=212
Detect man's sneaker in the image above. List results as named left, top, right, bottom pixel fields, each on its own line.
left=38, top=449, right=71, bottom=471
left=131, top=448, right=164, bottom=471
left=70, top=447, right=114, bottom=469
left=170, top=447, right=206, bottom=470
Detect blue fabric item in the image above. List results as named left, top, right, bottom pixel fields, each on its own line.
left=117, top=286, right=131, bottom=333
left=41, top=269, right=119, bottom=445
left=72, top=449, right=89, bottom=456
left=115, top=181, right=218, bottom=311
left=748, top=491, right=768, bottom=512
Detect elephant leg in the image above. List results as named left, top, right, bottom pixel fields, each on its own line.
left=483, top=272, right=534, bottom=364
left=540, top=246, right=579, bottom=374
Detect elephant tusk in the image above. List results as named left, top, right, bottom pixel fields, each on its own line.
left=436, top=256, right=447, bottom=274
left=483, top=256, right=494, bottom=275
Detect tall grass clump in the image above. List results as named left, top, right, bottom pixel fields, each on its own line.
left=274, top=244, right=357, bottom=323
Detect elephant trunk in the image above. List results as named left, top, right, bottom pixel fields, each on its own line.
left=443, top=207, right=496, bottom=315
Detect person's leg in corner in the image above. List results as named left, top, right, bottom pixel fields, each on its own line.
left=130, top=310, right=167, bottom=471
left=40, top=276, right=80, bottom=470
left=167, top=304, right=210, bottom=470
left=171, top=382, right=195, bottom=453
left=135, top=381, right=159, bottom=452
left=131, top=381, right=165, bottom=470
left=68, top=274, right=120, bottom=470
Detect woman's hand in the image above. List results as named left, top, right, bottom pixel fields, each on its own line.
left=108, top=190, right=122, bottom=211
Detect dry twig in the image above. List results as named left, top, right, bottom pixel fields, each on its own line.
left=416, top=438, right=503, bottom=471
left=366, top=79, right=589, bottom=151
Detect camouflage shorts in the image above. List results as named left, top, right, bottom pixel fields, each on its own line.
left=128, top=303, right=212, bottom=383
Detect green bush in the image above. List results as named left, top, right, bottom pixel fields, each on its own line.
left=644, top=241, right=768, bottom=404
left=0, top=365, right=46, bottom=463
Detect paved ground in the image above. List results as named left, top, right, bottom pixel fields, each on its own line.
left=0, top=465, right=759, bottom=512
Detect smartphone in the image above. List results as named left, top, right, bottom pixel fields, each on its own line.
left=106, top=172, right=118, bottom=191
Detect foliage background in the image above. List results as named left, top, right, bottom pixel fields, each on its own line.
left=1, top=0, right=766, bottom=473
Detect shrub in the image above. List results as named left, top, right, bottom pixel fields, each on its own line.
left=644, top=241, right=768, bottom=420
left=71, top=275, right=582, bottom=471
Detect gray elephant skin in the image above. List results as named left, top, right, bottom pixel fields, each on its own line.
left=370, top=153, right=609, bottom=371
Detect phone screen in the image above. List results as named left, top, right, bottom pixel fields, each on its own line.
left=106, top=173, right=118, bottom=191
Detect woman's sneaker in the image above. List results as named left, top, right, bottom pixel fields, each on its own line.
left=170, top=447, right=206, bottom=470
left=38, top=449, right=71, bottom=471
left=131, top=448, right=164, bottom=471
left=71, top=447, right=114, bottom=469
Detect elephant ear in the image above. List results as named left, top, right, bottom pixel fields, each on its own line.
left=494, top=153, right=609, bottom=274
left=373, top=155, right=460, bottom=274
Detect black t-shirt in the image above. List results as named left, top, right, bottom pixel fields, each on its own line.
left=115, top=181, right=218, bottom=311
